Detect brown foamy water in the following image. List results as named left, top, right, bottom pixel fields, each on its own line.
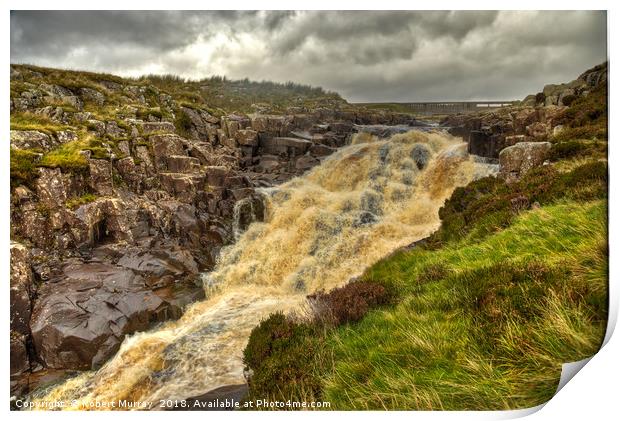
left=33, top=130, right=497, bottom=409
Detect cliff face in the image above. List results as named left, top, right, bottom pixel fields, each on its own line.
left=9, top=65, right=416, bottom=396
left=443, top=62, right=608, bottom=158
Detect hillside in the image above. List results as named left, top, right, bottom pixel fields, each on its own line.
left=241, top=63, right=608, bottom=410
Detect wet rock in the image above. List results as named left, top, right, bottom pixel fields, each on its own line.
left=10, top=332, right=30, bottom=376
left=295, top=155, right=320, bottom=171
left=30, top=262, right=171, bottom=370
left=310, top=144, right=335, bottom=157
left=499, top=141, right=551, bottom=181
left=410, top=144, right=431, bottom=170
left=233, top=194, right=266, bottom=236
left=117, top=248, right=199, bottom=279
left=174, top=384, right=248, bottom=411
left=10, top=243, right=34, bottom=336
left=467, top=130, right=513, bottom=159
left=329, top=121, right=354, bottom=134
left=256, top=155, right=281, bottom=173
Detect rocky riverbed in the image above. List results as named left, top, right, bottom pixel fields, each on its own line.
left=9, top=64, right=422, bottom=399
left=9, top=60, right=607, bottom=404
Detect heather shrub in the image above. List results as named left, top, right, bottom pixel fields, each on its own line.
left=243, top=313, right=324, bottom=401
left=427, top=161, right=607, bottom=247
left=307, top=280, right=392, bottom=326
left=561, top=94, right=577, bottom=106
left=549, top=140, right=592, bottom=161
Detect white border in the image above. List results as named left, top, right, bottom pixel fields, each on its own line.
left=3, top=2, right=618, bottom=420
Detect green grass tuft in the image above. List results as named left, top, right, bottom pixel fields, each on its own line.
left=324, top=200, right=607, bottom=410
left=65, top=193, right=98, bottom=210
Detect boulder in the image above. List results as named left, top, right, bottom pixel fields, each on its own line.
left=499, top=142, right=551, bottom=181
left=56, top=130, right=79, bottom=144
left=526, top=122, right=550, bottom=139
left=78, top=87, right=106, bottom=106
left=30, top=262, right=170, bottom=370
left=10, top=130, right=54, bottom=151
left=74, top=198, right=133, bottom=246
left=187, top=142, right=214, bottom=165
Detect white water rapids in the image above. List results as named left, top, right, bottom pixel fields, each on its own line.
left=33, top=130, right=497, bottom=409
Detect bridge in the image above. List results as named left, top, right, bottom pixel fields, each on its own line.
left=407, top=101, right=519, bottom=115
left=364, top=101, right=519, bottom=115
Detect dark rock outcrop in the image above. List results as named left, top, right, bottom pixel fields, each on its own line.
left=30, top=259, right=203, bottom=370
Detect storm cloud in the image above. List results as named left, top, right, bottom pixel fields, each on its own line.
left=10, top=10, right=607, bottom=102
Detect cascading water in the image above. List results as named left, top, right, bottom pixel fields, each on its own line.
left=32, top=130, right=497, bottom=409
left=231, top=193, right=266, bottom=241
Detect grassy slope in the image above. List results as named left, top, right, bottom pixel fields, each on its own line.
left=324, top=200, right=607, bottom=409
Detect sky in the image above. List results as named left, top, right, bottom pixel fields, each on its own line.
left=10, top=10, right=607, bottom=102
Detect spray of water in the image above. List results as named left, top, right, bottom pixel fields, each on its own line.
left=33, top=130, right=497, bottom=409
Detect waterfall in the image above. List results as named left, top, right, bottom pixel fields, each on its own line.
left=33, top=130, right=497, bottom=409
left=231, top=192, right=267, bottom=242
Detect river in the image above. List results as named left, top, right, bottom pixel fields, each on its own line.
left=32, top=129, right=497, bottom=409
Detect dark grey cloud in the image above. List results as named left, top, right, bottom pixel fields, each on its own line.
left=10, top=10, right=607, bottom=102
